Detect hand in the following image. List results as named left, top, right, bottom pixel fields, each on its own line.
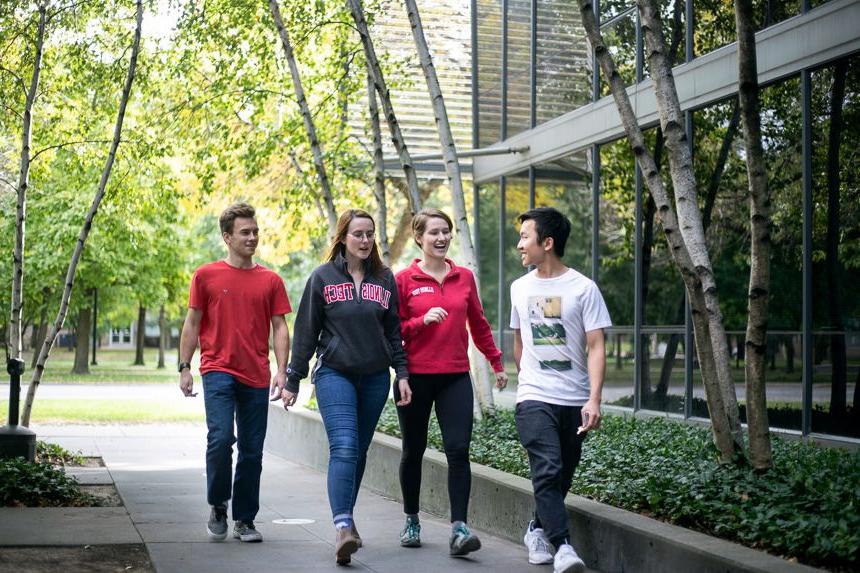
left=270, top=371, right=287, bottom=402
left=179, top=370, right=196, bottom=397
left=423, top=306, right=448, bottom=325
left=494, top=371, right=508, bottom=390
left=281, top=389, right=298, bottom=410
left=578, top=398, right=601, bottom=434
left=396, top=378, right=412, bottom=406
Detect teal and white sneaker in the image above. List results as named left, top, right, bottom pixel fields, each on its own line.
left=399, top=516, right=421, bottom=547
left=233, top=520, right=263, bottom=542
left=449, top=521, right=481, bottom=556
left=207, top=504, right=228, bottom=541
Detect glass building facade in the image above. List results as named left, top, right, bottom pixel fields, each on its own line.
left=470, top=0, right=860, bottom=442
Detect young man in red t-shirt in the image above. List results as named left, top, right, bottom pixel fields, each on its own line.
left=178, top=202, right=292, bottom=543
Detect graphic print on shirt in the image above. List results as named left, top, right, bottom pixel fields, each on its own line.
left=528, top=296, right=572, bottom=371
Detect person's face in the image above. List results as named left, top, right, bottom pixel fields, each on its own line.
left=223, top=217, right=259, bottom=258
left=517, top=219, right=548, bottom=267
left=343, top=216, right=375, bottom=261
left=416, top=217, right=451, bottom=259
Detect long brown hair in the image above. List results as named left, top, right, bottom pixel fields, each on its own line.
left=326, top=209, right=386, bottom=276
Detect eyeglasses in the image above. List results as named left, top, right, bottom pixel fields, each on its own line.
left=349, top=231, right=375, bottom=241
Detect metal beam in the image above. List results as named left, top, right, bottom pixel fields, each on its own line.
left=473, top=0, right=860, bottom=183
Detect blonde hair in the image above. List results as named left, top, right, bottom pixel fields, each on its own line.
left=412, top=208, right=453, bottom=247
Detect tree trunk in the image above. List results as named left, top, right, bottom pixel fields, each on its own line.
left=133, top=305, right=146, bottom=365
left=72, top=306, right=91, bottom=375
left=367, top=70, right=391, bottom=265
left=31, top=319, right=47, bottom=370
left=403, top=0, right=495, bottom=412
left=638, top=0, right=742, bottom=452
left=269, top=0, right=338, bottom=238
left=580, top=0, right=742, bottom=462
left=22, top=0, right=144, bottom=427
left=655, top=100, right=739, bottom=398
left=615, top=333, right=623, bottom=370
left=348, top=0, right=422, bottom=212
left=735, top=0, right=773, bottom=469
left=10, top=4, right=47, bottom=363
left=157, top=305, right=166, bottom=369
left=825, top=60, right=848, bottom=419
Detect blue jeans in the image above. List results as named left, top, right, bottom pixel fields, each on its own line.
left=314, top=365, right=391, bottom=522
left=202, top=371, right=269, bottom=522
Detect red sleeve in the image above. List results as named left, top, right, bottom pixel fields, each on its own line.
left=188, top=269, right=206, bottom=310
left=270, top=274, right=292, bottom=315
left=465, top=270, right=503, bottom=372
left=396, top=271, right=426, bottom=342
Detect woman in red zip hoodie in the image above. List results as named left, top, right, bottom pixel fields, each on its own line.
left=394, top=208, right=508, bottom=556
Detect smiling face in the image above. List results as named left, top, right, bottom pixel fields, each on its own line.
left=416, top=216, right=452, bottom=260
left=223, top=216, right=259, bottom=259
left=342, top=216, right=375, bottom=261
left=517, top=219, right=549, bottom=267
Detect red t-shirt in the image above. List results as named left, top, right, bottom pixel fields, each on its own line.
left=189, top=261, right=292, bottom=388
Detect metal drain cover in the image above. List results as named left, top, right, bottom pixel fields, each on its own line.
left=272, top=518, right=315, bottom=525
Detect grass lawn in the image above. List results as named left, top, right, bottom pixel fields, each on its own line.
left=1, top=399, right=204, bottom=423
left=21, top=348, right=184, bottom=384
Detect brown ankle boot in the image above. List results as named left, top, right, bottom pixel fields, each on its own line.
left=335, top=526, right=359, bottom=565
left=351, top=522, right=362, bottom=548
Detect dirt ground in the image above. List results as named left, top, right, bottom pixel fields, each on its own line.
left=0, top=544, right=154, bottom=573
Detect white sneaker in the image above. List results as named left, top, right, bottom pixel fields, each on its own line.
left=553, top=543, right=586, bottom=573
left=523, top=521, right=554, bottom=565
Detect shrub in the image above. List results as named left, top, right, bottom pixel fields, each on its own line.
left=373, top=403, right=859, bottom=571
left=0, top=458, right=95, bottom=507
left=36, top=441, right=85, bottom=466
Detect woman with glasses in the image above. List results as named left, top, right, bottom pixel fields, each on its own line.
left=284, top=209, right=412, bottom=565
left=394, top=208, right=507, bottom=556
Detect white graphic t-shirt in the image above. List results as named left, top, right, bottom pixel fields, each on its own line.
left=509, top=268, right=612, bottom=406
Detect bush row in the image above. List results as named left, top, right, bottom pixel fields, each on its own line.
left=375, top=404, right=859, bottom=571
left=0, top=442, right=94, bottom=507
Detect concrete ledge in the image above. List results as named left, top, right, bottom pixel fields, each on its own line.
left=265, top=405, right=823, bottom=573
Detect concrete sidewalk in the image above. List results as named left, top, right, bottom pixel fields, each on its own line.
left=29, top=423, right=591, bottom=573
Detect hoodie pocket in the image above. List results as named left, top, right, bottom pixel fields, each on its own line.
left=314, top=335, right=341, bottom=377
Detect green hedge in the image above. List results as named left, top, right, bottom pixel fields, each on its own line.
left=609, top=394, right=860, bottom=437
left=375, top=404, right=859, bottom=571
left=0, top=442, right=93, bottom=507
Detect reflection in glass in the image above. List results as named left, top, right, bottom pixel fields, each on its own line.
left=536, top=1, right=591, bottom=124
left=810, top=56, right=860, bottom=438
left=476, top=0, right=503, bottom=146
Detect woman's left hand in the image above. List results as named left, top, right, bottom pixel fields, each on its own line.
left=494, top=371, right=508, bottom=390
left=396, top=378, right=412, bottom=406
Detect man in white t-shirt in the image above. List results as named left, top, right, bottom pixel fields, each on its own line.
left=510, top=207, right=611, bottom=573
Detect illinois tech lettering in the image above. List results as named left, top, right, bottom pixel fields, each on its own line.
left=323, top=282, right=391, bottom=309
left=324, top=283, right=355, bottom=303
left=361, top=283, right=391, bottom=309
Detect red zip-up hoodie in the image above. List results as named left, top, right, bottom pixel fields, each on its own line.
left=395, top=258, right=503, bottom=374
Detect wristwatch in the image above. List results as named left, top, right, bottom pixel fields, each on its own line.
left=178, top=361, right=191, bottom=373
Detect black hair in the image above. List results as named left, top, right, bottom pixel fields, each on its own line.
left=518, top=207, right=571, bottom=258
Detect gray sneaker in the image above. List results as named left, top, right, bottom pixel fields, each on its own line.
left=399, top=516, right=421, bottom=547
left=207, top=504, right=228, bottom=541
left=449, top=522, right=481, bottom=556
left=233, top=520, right=263, bottom=542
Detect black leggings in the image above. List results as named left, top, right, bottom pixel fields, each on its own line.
left=396, top=372, right=474, bottom=523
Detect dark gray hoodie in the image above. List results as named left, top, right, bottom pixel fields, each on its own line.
left=286, top=253, right=408, bottom=392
